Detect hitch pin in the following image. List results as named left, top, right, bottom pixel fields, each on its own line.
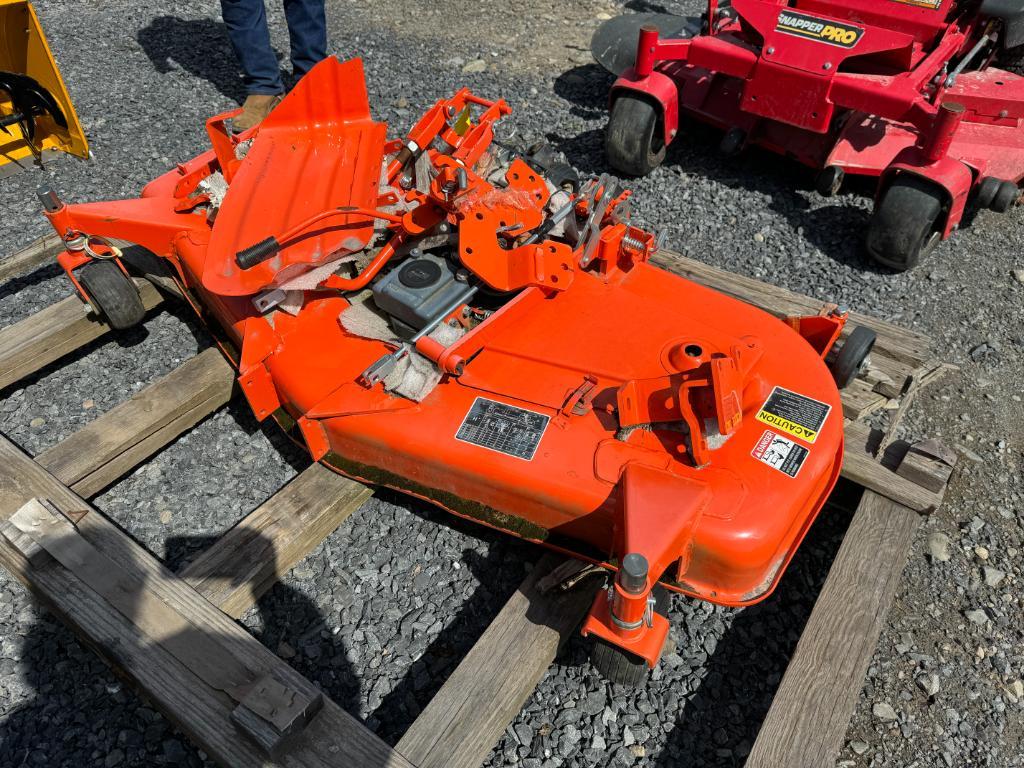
left=359, top=281, right=479, bottom=387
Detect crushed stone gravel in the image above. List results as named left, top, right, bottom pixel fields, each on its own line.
left=1, top=1, right=1022, bottom=767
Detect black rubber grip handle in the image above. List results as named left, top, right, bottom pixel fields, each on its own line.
left=235, top=237, right=281, bottom=269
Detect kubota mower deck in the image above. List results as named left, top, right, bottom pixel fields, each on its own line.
left=595, top=0, right=1024, bottom=270
left=32, top=55, right=875, bottom=680
left=0, top=230, right=954, bottom=768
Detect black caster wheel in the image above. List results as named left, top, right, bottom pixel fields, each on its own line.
left=816, top=165, right=845, bottom=197
left=719, top=127, right=746, bottom=157
left=977, top=176, right=1002, bottom=210
left=78, top=260, right=146, bottom=330
left=977, top=177, right=1019, bottom=213
left=589, top=585, right=671, bottom=687
left=991, top=180, right=1020, bottom=213
left=605, top=94, right=667, bottom=177
left=865, top=175, right=946, bottom=271
left=829, top=325, right=876, bottom=389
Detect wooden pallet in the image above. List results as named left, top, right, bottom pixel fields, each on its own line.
left=0, top=238, right=956, bottom=768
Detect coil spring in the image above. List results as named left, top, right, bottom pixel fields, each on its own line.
left=621, top=234, right=646, bottom=252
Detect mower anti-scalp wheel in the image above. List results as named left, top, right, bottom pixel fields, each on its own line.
left=816, top=165, right=845, bottom=197
left=991, top=180, right=1020, bottom=213
left=589, top=585, right=671, bottom=687
left=829, top=325, right=876, bottom=389
left=78, top=260, right=146, bottom=330
left=606, top=95, right=667, bottom=177
left=866, top=175, right=945, bottom=271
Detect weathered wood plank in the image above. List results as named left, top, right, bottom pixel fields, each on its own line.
left=181, top=462, right=373, bottom=618
left=35, top=347, right=234, bottom=497
left=744, top=442, right=955, bottom=768
left=397, top=552, right=600, bottom=768
left=0, top=280, right=163, bottom=391
left=653, top=249, right=931, bottom=367
left=840, top=378, right=890, bottom=421
left=841, top=421, right=944, bottom=514
left=0, top=233, right=63, bottom=284
left=0, top=437, right=415, bottom=768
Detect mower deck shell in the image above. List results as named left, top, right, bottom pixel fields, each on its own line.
left=42, top=56, right=846, bottom=640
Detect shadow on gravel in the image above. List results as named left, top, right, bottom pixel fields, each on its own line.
left=653, top=480, right=862, bottom=767
left=366, top=488, right=535, bottom=743
left=0, top=262, right=63, bottom=304
left=224, top=396, right=311, bottom=476
left=549, top=64, right=896, bottom=273
left=166, top=532, right=363, bottom=721
left=136, top=16, right=261, bottom=104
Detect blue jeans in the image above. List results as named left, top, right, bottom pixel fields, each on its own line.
left=220, top=0, right=327, bottom=95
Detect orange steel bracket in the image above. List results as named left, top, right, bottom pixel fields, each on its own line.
left=582, top=463, right=709, bottom=667
left=456, top=159, right=575, bottom=292
left=205, top=108, right=244, bottom=184
left=786, top=307, right=847, bottom=359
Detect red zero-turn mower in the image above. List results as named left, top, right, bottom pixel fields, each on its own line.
left=593, top=0, right=1024, bottom=270
left=40, top=57, right=873, bottom=685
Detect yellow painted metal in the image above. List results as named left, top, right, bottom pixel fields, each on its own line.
left=0, top=0, right=88, bottom=173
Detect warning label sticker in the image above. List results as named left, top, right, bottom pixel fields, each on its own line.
left=455, top=397, right=550, bottom=461
left=752, top=430, right=809, bottom=478
left=755, top=386, right=831, bottom=444
left=775, top=10, right=864, bottom=48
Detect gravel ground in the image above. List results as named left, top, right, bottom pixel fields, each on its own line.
left=1, top=1, right=1022, bottom=767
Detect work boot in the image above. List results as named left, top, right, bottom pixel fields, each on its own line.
left=232, top=94, right=283, bottom=133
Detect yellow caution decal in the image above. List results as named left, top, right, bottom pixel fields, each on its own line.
left=755, top=386, right=832, bottom=444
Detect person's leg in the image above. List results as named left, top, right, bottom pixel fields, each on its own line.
left=220, top=0, right=284, bottom=95
left=283, top=0, right=327, bottom=79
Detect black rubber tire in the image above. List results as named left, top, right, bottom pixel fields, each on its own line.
left=991, top=180, right=1020, bottom=213
left=78, top=260, right=146, bottom=330
left=719, top=127, right=745, bottom=157
left=976, top=176, right=1002, bottom=210
left=590, top=585, right=671, bottom=687
left=816, top=165, right=845, bottom=197
left=829, top=326, right=877, bottom=389
left=865, top=175, right=945, bottom=271
left=605, top=95, right=667, bottom=177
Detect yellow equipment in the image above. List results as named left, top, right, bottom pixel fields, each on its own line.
left=0, top=0, right=87, bottom=176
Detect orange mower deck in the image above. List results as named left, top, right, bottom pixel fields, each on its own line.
left=40, top=56, right=851, bottom=676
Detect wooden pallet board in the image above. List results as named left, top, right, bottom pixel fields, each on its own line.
left=397, top=553, right=600, bottom=768
left=0, top=278, right=163, bottom=391
left=0, top=439, right=415, bottom=768
left=35, top=347, right=234, bottom=497
left=745, top=442, right=956, bottom=767
left=0, top=232, right=63, bottom=284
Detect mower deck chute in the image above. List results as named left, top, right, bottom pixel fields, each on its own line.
left=596, top=0, right=1024, bottom=270
left=40, top=56, right=851, bottom=681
